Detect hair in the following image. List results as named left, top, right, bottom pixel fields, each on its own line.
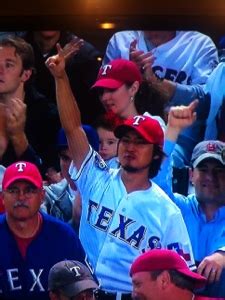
left=125, top=81, right=166, bottom=121
left=0, top=36, right=35, bottom=71
left=94, top=111, right=123, bottom=131
left=150, top=269, right=196, bottom=292
left=148, top=144, right=165, bottom=178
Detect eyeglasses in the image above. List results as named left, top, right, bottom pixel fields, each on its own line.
left=5, top=186, right=41, bottom=198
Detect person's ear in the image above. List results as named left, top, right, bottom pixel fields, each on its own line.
left=158, top=270, right=171, bottom=290
left=130, top=81, right=140, bottom=96
left=21, top=69, right=32, bottom=83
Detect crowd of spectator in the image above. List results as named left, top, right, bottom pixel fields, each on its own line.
left=0, top=30, right=225, bottom=299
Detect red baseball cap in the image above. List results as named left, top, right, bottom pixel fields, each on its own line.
left=92, top=59, right=142, bottom=89
left=114, top=115, right=164, bottom=146
left=130, top=249, right=206, bottom=289
left=2, top=161, right=43, bottom=190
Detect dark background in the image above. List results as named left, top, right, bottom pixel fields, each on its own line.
left=1, top=0, right=225, bottom=56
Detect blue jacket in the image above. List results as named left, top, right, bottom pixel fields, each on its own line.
left=0, top=212, right=85, bottom=300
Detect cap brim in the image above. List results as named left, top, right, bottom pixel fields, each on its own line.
left=178, top=269, right=206, bottom=289
left=91, top=78, right=123, bottom=89
left=192, top=153, right=225, bottom=168
left=4, top=176, right=42, bottom=189
left=114, top=124, right=151, bottom=143
left=62, top=279, right=98, bottom=297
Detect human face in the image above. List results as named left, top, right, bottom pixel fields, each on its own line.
left=98, top=83, right=137, bottom=118
left=191, top=159, right=225, bottom=206
left=0, top=46, right=29, bottom=95
left=97, top=127, right=118, bottom=161
left=132, top=272, right=159, bottom=300
left=2, top=180, right=44, bottom=221
left=118, top=130, right=154, bottom=173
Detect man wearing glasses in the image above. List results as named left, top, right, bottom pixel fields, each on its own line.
left=0, top=161, right=85, bottom=300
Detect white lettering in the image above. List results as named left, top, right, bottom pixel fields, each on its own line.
left=15, top=162, right=27, bottom=172
left=7, top=269, right=22, bottom=291
left=29, top=269, right=44, bottom=292
left=133, top=116, right=145, bottom=126
left=101, top=64, right=112, bottom=75
left=70, top=266, right=81, bottom=277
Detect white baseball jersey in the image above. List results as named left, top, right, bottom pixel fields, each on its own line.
left=103, top=30, right=218, bottom=86
left=70, top=148, right=195, bottom=293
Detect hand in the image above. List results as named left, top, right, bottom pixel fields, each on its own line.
left=167, top=99, right=198, bottom=131
left=45, top=167, right=62, bottom=184
left=129, top=39, right=156, bottom=81
left=5, top=98, right=26, bottom=138
left=197, top=252, right=225, bottom=283
left=61, top=36, right=84, bottom=62
left=46, top=38, right=84, bottom=78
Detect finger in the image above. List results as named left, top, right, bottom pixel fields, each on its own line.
left=56, top=43, right=64, bottom=56
left=208, top=268, right=218, bottom=283
left=129, top=39, right=137, bottom=52
left=188, top=99, right=199, bottom=112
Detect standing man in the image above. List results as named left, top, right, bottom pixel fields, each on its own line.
left=46, top=44, right=195, bottom=299
left=130, top=249, right=206, bottom=300
left=0, top=161, right=85, bottom=300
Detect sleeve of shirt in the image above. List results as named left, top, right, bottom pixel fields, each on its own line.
left=153, top=139, right=175, bottom=193
left=163, top=210, right=196, bottom=270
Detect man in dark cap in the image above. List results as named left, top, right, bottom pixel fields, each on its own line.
left=48, top=260, right=98, bottom=300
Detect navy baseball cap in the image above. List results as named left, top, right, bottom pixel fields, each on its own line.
left=191, top=140, right=225, bottom=168
left=57, top=125, right=99, bottom=152
left=48, top=260, right=98, bottom=297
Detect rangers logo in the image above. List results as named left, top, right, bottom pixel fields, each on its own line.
left=94, top=153, right=108, bottom=170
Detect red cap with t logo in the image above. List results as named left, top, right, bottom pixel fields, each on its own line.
left=114, top=115, right=164, bottom=146
left=92, top=59, right=142, bottom=89
left=2, top=161, right=43, bottom=190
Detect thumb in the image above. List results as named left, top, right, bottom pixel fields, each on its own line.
left=189, top=99, right=199, bottom=112
left=129, top=39, right=137, bottom=52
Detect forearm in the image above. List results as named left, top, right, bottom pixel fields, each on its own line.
left=55, top=71, right=82, bottom=132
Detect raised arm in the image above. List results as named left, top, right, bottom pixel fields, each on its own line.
left=46, top=43, right=89, bottom=169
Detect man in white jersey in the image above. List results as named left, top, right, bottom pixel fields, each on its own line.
left=45, top=44, right=195, bottom=300
left=103, top=31, right=218, bottom=168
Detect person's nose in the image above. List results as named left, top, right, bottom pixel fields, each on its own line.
left=0, top=64, right=5, bottom=74
left=100, top=90, right=112, bottom=102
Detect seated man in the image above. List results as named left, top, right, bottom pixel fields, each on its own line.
left=0, top=161, right=85, bottom=300
left=48, top=260, right=98, bottom=300
left=130, top=249, right=206, bottom=300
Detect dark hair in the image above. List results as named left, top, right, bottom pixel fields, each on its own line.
left=150, top=269, right=196, bottom=292
left=126, top=81, right=166, bottom=121
left=0, top=36, right=35, bottom=71
left=148, top=144, right=165, bottom=178
left=94, top=112, right=123, bottom=131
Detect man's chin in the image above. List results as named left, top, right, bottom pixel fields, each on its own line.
left=123, top=165, right=140, bottom=173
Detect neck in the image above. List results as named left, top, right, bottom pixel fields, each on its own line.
left=120, top=105, right=138, bottom=120
left=7, top=213, right=41, bottom=238
left=121, top=168, right=150, bottom=193
left=200, top=202, right=220, bottom=221
left=0, top=86, right=25, bottom=103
